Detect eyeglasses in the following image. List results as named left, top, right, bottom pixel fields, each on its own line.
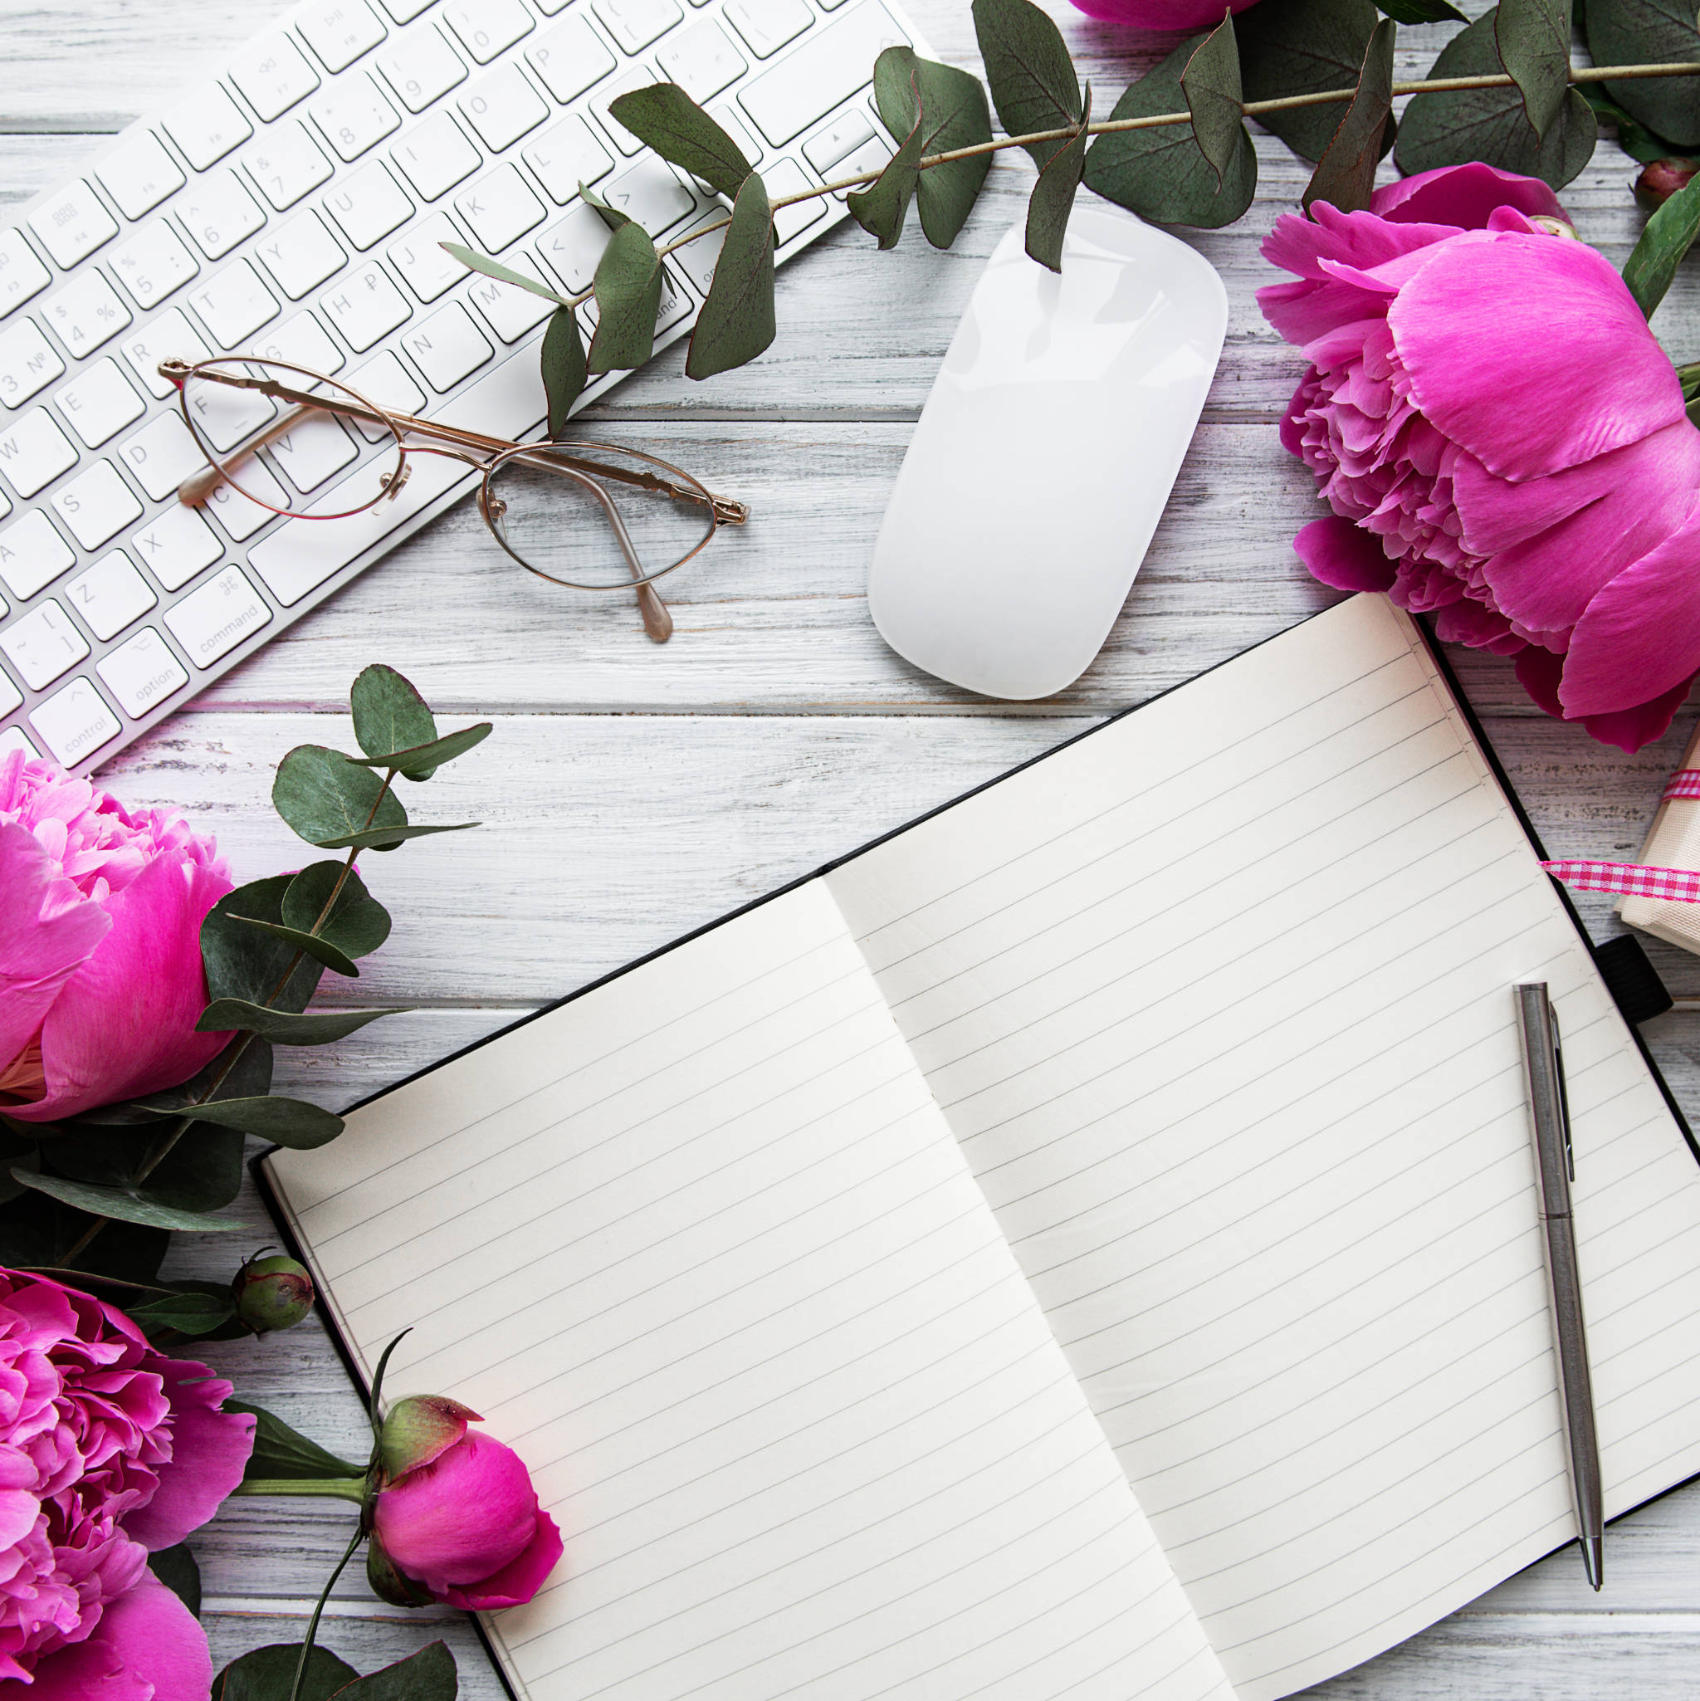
left=160, top=356, right=751, bottom=643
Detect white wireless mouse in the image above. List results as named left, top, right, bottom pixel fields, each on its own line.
left=868, top=205, right=1228, bottom=700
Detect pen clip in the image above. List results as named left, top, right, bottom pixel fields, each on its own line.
left=1549, top=997, right=1574, bottom=1184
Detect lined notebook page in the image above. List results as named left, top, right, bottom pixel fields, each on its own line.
left=267, top=880, right=1233, bottom=1701
left=827, top=595, right=1700, bottom=1701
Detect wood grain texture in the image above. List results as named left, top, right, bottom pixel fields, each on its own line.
left=13, top=0, right=1700, bottom=1693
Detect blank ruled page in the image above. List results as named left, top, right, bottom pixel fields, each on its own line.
left=827, top=596, right=1700, bottom=1700
left=266, top=880, right=1233, bottom=1701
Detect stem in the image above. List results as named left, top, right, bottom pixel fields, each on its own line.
left=234, top=1477, right=370, bottom=1503
left=289, top=1520, right=366, bottom=1701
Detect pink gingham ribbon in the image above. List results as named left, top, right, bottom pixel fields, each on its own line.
left=1664, top=769, right=1700, bottom=800
left=1539, top=771, right=1700, bottom=901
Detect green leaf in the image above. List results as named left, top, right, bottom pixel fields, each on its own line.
left=1181, top=13, right=1246, bottom=187
left=1584, top=0, right=1700, bottom=146
left=582, top=184, right=633, bottom=230
left=349, top=665, right=437, bottom=776
left=136, top=1094, right=344, bottom=1147
left=273, top=746, right=408, bottom=849
left=438, top=242, right=573, bottom=307
left=9, top=1170, right=243, bottom=1233
left=149, top=1545, right=202, bottom=1617
left=236, top=918, right=360, bottom=977
left=347, top=721, right=492, bottom=774
left=687, top=170, right=777, bottom=379
left=283, top=862, right=393, bottom=961
left=332, top=1642, right=458, bottom=1701
left=871, top=46, right=994, bottom=248
left=228, top=1402, right=366, bottom=1483
left=1395, top=10, right=1597, bottom=188
left=314, top=821, right=478, bottom=851
left=848, top=106, right=924, bottom=248
left=1025, top=83, right=1090, bottom=270
left=216, top=1644, right=360, bottom=1701
left=1624, top=167, right=1700, bottom=315
left=39, top=1119, right=246, bottom=1213
left=1374, top=0, right=1466, bottom=19
left=608, top=82, right=753, bottom=199
left=203, top=878, right=323, bottom=1014
left=588, top=221, right=664, bottom=374
left=1083, top=35, right=1258, bottom=228
left=197, top=999, right=400, bottom=1046
left=1497, top=0, right=1573, bottom=139
left=1304, top=17, right=1396, bottom=212
left=0, top=1190, right=168, bottom=1282
left=127, top=1287, right=239, bottom=1337
left=1237, top=0, right=1386, bottom=162
left=971, top=0, right=1082, bottom=168
left=1581, top=83, right=1687, bottom=161
left=541, top=306, right=588, bottom=438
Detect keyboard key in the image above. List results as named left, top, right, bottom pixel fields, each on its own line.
left=43, top=270, right=132, bottom=359
left=379, top=0, right=438, bottom=17
left=594, top=0, right=683, bottom=54
left=709, top=101, right=763, bottom=163
left=270, top=412, right=359, bottom=493
left=205, top=463, right=288, bottom=540
left=724, top=0, right=811, bottom=56
left=657, top=18, right=746, bottom=102
left=298, top=0, right=388, bottom=72
left=400, top=300, right=492, bottom=391
left=523, top=117, right=614, bottom=205
left=119, top=413, right=210, bottom=501
left=389, top=212, right=466, bottom=302
left=181, top=375, right=275, bottom=455
left=246, top=122, right=336, bottom=211
left=29, top=183, right=118, bottom=271
left=0, top=511, right=75, bottom=600
left=130, top=503, right=222, bottom=591
left=536, top=203, right=613, bottom=293
left=738, top=2, right=904, bottom=145
left=3, top=599, right=88, bottom=690
left=324, top=162, right=414, bottom=251
left=257, top=212, right=347, bottom=299
left=592, top=65, right=663, bottom=155
left=459, top=64, right=549, bottom=153
left=320, top=263, right=412, bottom=351
left=166, top=564, right=273, bottom=665
left=231, top=32, right=321, bottom=119
left=762, top=156, right=828, bottom=242
left=98, top=627, right=189, bottom=717
left=110, top=221, right=200, bottom=312
left=390, top=112, right=480, bottom=201
left=0, top=319, right=64, bottom=409
left=804, top=106, right=875, bottom=172
left=454, top=164, right=546, bottom=251
left=0, top=232, right=50, bottom=320
left=164, top=85, right=254, bottom=170
left=311, top=76, right=401, bottom=161
left=178, top=171, right=269, bottom=261
left=30, top=675, right=120, bottom=766
left=377, top=26, right=467, bottom=112
left=527, top=14, right=617, bottom=105
left=65, top=549, right=156, bottom=641
left=121, top=309, right=212, bottom=400
left=826, top=131, right=892, bottom=197
left=55, top=359, right=144, bottom=448
left=600, top=160, right=696, bottom=234
left=51, top=461, right=143, bottom=551
left=0, top=411, right=77, bottom=499
left=443, top=0, right=534, bottom=62
left=253, top=308, right=346, bottom=374
left=96, top=133, right=185, bottom=221
left=467, top=259, right=554, bottom=341
left=346, top=350, right=426, bottom=435
left=671, top=212, right=725, bottom=294
left=188, top=258, right=280, bottom=348
left=0, top=698, right=26, bottom=736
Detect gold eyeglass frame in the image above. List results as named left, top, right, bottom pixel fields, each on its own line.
left=160, top=355, right=751, bottom=643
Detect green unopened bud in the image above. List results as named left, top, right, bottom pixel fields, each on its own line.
left=230, top=1253, right=314, bottom=1334
left=1637, top=158, right=1699, bottom=212
left=378, top=1394, right=480, bottom=1482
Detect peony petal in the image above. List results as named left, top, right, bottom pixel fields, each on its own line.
left=374, top=1434, right=542, bottom=1592
left=1369, top=161, right=1565, bottom=229
left=1515, top=646, right=1692, bottom=751
left=1389, top=233, right=1686, bottom=481
left=24, top=1576, right=211, bottom=1701
left=120, top=1359, right=254, bottom=1551
left=442, top=1510, right=564, bottom=1611
left=1292, top=515, right=1396, bottom=592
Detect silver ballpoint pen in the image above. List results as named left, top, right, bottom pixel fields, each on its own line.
left=1515, top=983, right=1605, bottom=1590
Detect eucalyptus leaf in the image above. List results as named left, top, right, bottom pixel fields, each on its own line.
left=197, top=1000, right=400, bottom=1045
left=315, top=821, right=478, bottom=851
left=282, top=862, right=392, bottom=962
left=1581, top=83, right=1687, bottom=160
left=541, top=305, right=588, bottom=437
left=41, top=1119, right=246, bottom=1214
left=971, top=0, right=1082, bottom=168
left=1624, top=167, right=1700, bottom=315
left=588, top=222, right=663, bottom=373
left=236, top=918, right=360, bottom=977
left=1304, top=17, right=1396, bottom=212
left=608, top=82, right=753, bottom=198
left=1374, top=0, right=1466, bottom=20
left=350, top=665, right=437, bottom=775
left=203, top=877, right=323, bottom=1013
left=135, top=1094, right=344, bottom=1147
left=333, top=1641, right=458, bottom=1701
left=216, top=1644, right=359, bottom=1701
left=1237, top=0, right=1386, bottom=162
left=1084, top=35, right=1258, bottom=228
left=687, top=170, right=777, bottom=378
left=9, top=1170, right=243, bottom=1233
left=273, top=746, right=408, bottom=849
left=848, top=107, right=924, bottom=248
left=0, top=1190, right=168, bottom=1281
left=1181, top=13, right=1246, bottom=187
left=438, top=242, right=573, bottom=307
left=1025, top=84, right=1090, bottom=270
left=871, top=46, right=994, bottom=248
left=582, top=183, right=634, bottom=229
left=127, top=1288, right=238, bottom=1337
left=1395, top=9, right=1597, bottom=187
left=1585, top=0, right=1700, bottom=145
left=118, top=1033, right=276, bottom=1117
left=1497, top=0, right=1573, bottom=139
left=149, top=1545, right=202, bottom=1617
left=227, top=1402, right=366, bottom=1483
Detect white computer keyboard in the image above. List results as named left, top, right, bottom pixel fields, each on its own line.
left=0, top=0, right=923, bottom=771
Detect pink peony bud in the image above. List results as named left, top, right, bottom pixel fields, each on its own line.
left=1636, top=157, right=1699, bottom=211
left=231, top=1253, right=315, bottom=1333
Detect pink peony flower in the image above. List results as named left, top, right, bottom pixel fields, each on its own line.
left=1067, top=0, right=1260, bottom=30
left=370, top=1396, right=562, bottom=1612
left=0, top=1267, right=255, bottom=1694
left=1260, top=161, right=1700, bottom=752
left=0, top=751, right=232, bottom=1124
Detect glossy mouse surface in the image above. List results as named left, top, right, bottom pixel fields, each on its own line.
left=868, top=205, right=1227, bottom=700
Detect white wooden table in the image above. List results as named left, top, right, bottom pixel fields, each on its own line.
left=14, top=1, right=1700, bottom=1692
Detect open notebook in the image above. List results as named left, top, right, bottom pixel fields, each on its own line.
left=262, top=594, right=1700, bottom=1701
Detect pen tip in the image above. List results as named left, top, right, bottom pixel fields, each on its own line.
left=1582, top=1536, right=1604, bottom=1591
